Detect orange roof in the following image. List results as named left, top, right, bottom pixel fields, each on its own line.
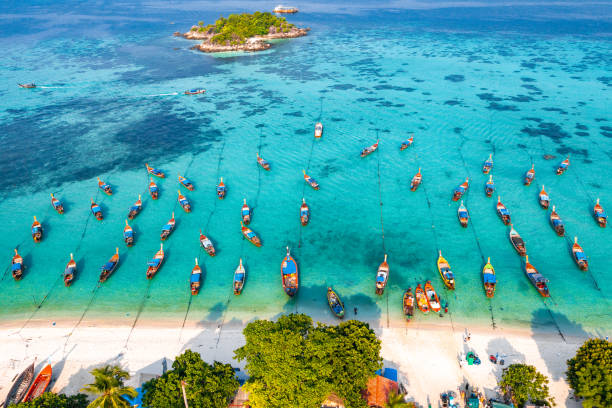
left=362, top=375, right=398, bottom=407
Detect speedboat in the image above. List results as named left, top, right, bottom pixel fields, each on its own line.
left=274, top=5, right=299, bottom=13
left=300, top=198, right=310, bottom=226
left=556, top=156, right=569, bottom=175
left=160, top=213, right=175, bottom=241
left=482, top=154, right=493, bottom=174
left=18, top=83, right=36, bottom=88
left=375, top=254, right=389, bottom=295
left=452, top=178, right=469, bottom=201
left=572, top=237, right=588, bottom=271
left=538, top=186, right=549, bottom=209
left=360, top=139, right=379, bottom=158
left=314, top=122, right=323, bottom=138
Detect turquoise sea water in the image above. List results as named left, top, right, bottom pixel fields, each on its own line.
left=1, top=1, right=611, bottom=336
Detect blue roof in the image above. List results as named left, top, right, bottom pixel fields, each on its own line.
left=190, top=272, right=201, bottom=282
left=553, top=219, right=563, bottom=226
left=234, top=272, right=245, bottom=281
left=162, top=225, right=172, bottom=231
left=575, top=252, right=587, bottom=261
left=282, top=258, right=296, bottom=274
left=376, top=275, right=385, bottom=282
left=383, top=368, right=398, bottom=382
left=12, top=263, right=21, bottom=271
left=499, top=208, right=509, bottom=215
left=124, top=230, right=133, bottom=237
left=147, top=259, right=161, bottom=267
left=102, top=262, right=114, bottom=270
left=484, top=273, right=496, bottom=283
left=242, top=209, right=250, bottom=215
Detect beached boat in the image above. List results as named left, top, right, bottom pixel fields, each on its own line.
left=303, top=170, right=320, bottom=190
left=403, top=288, right=415, bottom=321
left=31, top=216, right=43, bottom=242
left=18, top=83, right=36, bottom=88
left=452, top=178, right=469, bottom=201
left=99, top=248, right=119, bottom=283
left=424, top=281, right=441, bottom=312
left=216, top=178, right=227, bottom=199
left=23, top=363, right=52, bottom=402
left=375, top=254, right=389, bottom=295
left=549, top=206, right=565, bottom=236
left=314, top=122, right=323, bottom=138
left=241, top=221, right=262, bottom=247
left=482, top=154, right=493, bottom=174
left=185, top=88, right=205, bottom=95
left=415, top=284, right=429, bottom=313
left=360, top=139, right=379, bottom=158
left=160, top=213, right=175, bottom=241
left=410, top=168, right=422, bottom=192
left=257, top=153, right=270, bottom=170
left=199, top=230, right=216, bottom=256
left=482, top=257, right=496, bottom=298
left=457, top=200, right=469, bottom=228
left=64, top=253, right=76, bottom=287
left=12, top=249, right=24, bottom=281
left=3, top=362, right=35, bottom=407
left=50, top=193, right=64, bottom=214
left=556, top=156, right=570, bottom=175
left=145, top=163, right=165, bottom=178
left=97, top=177, right=112, bottom=195
left=91, top=199, right=103, bottom=220
left=594, top=198, right=607, bottom=227
left=146, top=244, right=165, bottom=279
left=524, top=164, right=535, bottom=185
left=572, top=237, right=588, bottom=271
left=509, top=224, right=526, bottom=256
left=241, top=199, right=251, bottom=225
left=437, top=251, right=455, bottom=290
left=123, top=220, right=134, bottom=247
left=484, top=175, right=495, bottom=197
left=496, top=196, right=511, bottom=225
left=178, top=174, right=194, bottom=191
left=327, top=287, right=345, bottom=318
left=524, top=256, right=550, bottom=297
left=149, top=178, right=159, bottom=200
left=538, top=186, right=549, bottom=209
left=234, top=259, right=246, bottom=295
left=190, top=258, right=201, bottom=295
left=178, top=190, right=191, bottom=212
left=281, top=247, right=299, bottom=296
left=274, top=5, right=298, bottom=13
left=127, top=195, right=142, bottom=220
left=400, top=134, right=414, bottom=150
left=300, top=198, right=310, bottom=226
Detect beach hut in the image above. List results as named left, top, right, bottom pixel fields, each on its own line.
left=362, top=375, right=398, bottom=408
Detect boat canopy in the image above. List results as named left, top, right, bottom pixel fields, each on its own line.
left=301, top=208, right=308, bottom=215
left=147, top=259, right=161, bottom=267
left=499, top=208, right=509, bottom=215
left=282, top=260, right=296, bottom=275
left=484, top=273, right=496, bottom=283
left=162, top=224, right=172, bottom=231
left=102, top=262, right=115, bottom=271
left=12, top=263, right=21, bottom=271
left=32, top=226, right=40, bottom=233
left=234, top=272, right=245, bottom=281
left=459, top=210, right=468, bottom=217
left=376, top=274, right=386, bottom=283
left=552, top=219, right=563, bottom=226
left=129, top=205, right=139, bottom=211
left=597, top=209, right=607, bottom=217
left=242, top=208, right=250, bottom=215
left=150, top=185, right=158, bottom=191
left=124, top=230, right=133, bottom=237
left=246, top=231, right=256, bottom=239
left=575, top=252, right=587, bottom=261
left=332, top=303, right=343, bottom=313
left=190, top=272, right=201, bottom=282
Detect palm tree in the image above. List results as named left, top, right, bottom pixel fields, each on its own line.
left=81, top=365, right=138, bottom=408
left=386, top=389, right=413, bottom=408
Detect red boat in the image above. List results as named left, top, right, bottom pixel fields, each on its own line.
left=300, top=198, right=310, bottom=226
left=31, top=216, right=43, bottom=242
left=160, top=213, right=175, bottom=241
left=524, top=164, right=535, bottom=185
left=22, top=364, right=52, bottom=402
left=127, top=195, right=142, bottom=220
left=484, top=175, right=495, bottom=197
left=257, top=153, right=270, bottom=170
left=303, top=170, right=319, bottom=190
left=509, top=224, right=526, bottom=256
left=50, top=193, right=64, bottom=214
left=400, top=134, right=414, bottom=150
left=496, top=196, right=511, bottom=225
left=482, top=154, right=493, bottom=174
left=146, top=163, right=165, bottom=178
left=12, top=249, right=24, bottom=280
left=457, top=200, right=469, bottom=228
left=97, top=177, right=112, bottom=195
left=64, top=253, right=76, bottom=286
left=452, top=178, right=469, bottom=201
left=123, top=220, right=134, bottom=247
left=549, top=206, right=565, bottom=236
left=410, top=168, right=422, bottom=191
left=241, top=199, right=251, bottom=225
left=594, top=198, right=607, bottom=227
left=91, top=199, right=103, bottom=220
left=360, top=139, right=379, bottom=157
left=149, top=178, right=159, bottom=199
left=200, top=230, right=216, bottom=256
left=241, top=222, right=262, bottom=247
left=146, top=244, right=165, bottom=279
left=178, top=190, right=191, bottom=212
left=538, top=186, right=549, bottom=209
left=556, top=156, right=569, bottom=175
left=190, top=258, right=201, bottom=295
left=572, top=237, right=588, bottom=271
left=185, top=88, right=205, bottom=95
left=178, top=174, right=194, bottom=191
left=216, top=178, right=227, bottom=199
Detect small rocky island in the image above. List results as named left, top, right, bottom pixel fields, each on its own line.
left=176, top=12, right=308, bottom=53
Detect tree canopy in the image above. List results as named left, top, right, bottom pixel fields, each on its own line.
left=499, top=363, right=554, bottom=407
left=234, top=313, right=382, bottom=408
left=80, top=365, right=137, bottom=408
left=14, top=392, right=88, bottom=408
left=142, top=349, right=239, bottom=408
left=566, top=338, right=612, bottom=408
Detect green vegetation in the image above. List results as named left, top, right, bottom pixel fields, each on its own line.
left=80, top=365, right=137, bottom=408
left=234, top=313, right=382, bottom=408
left=499, top=363, right=554, bottom=407
left=190, top=12, right=295, bottom=45
left=142, top=350, right=239, bottom=408
left=14, top=392, right=88, bottom=408
left=566, top=338, right=612, bottom=408
left=386, top=390, right=413, bottom=407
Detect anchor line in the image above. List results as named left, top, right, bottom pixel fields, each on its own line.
left=124, top=280, right=152, bottom=348
left=543, top=299, right=566, bottom=342
left=375, top=144, right=386, bottom=253
left=298, top=134, right=317, bottom=249
left=414, top=153, right=439, bottom=251
left=62, top=285, right=101, bottom=351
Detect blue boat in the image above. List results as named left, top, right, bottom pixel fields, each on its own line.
left=190, top=258, right=201, bottom=295
left=184, top=88, right=205, bottom=95
left=216, top=178, right=227, bottom=199
left=549, top=206, right=565, bottom=236
left=127, top=195, right=142, bottom=220
left=485, top=175, right=494, bottom=197
left=123, top=220, right=134, bottom=246
left=281, top=247, right=298, bottom=297
left=482, top=154, right=493, bottom=174
left=234, top=259, right=246, bottom=295
left=91, top=199, right=103, bottom=220
left=160, top=213, right=175, bottom=241
left=300, top=198, right=309, bottom=226
left=31, top=216, right=43, bottom=242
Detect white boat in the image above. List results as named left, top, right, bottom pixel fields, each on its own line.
left=274, top=5, right=298, bottom=13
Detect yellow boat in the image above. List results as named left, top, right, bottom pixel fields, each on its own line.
left=437, top=250, right=455, bottom=290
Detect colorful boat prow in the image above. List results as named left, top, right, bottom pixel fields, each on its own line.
left=64, top=253, right=76, bottom=287
left=127, top=195, right=142, bottom=220
left=31, top=216, right=43, bottom=242
left=99, top=248, right=119, bottom=283
left=178, top=174, right=194, bottom=191
left=572, top=237, right=588, bottom=271
left=539, top=186, right=549, bottom=209
left=524, top=164, right=535, bottom=185
left=410, top=168, right=422, bottom=192
left=400, top=134, right=414, bottom=151
left=123, top=220, right=134, bottom=247
left=146, top=163, right=165, bottom=178
left=146, top=244, right=165, bottom=279
left=97, top=177, right=112, bottom=195
left=160, top=212, right=175, bottom=241
left=375, top=254, right=389, bottom=295
left=452, top=178, right=469, bottom=201
left=360, top=139, right=379, bottom=158
left=484, top=175, right=494, bottom=197
left=437, top=250, right=455, bottom=290
left=241, top=221, right=262, bottom=247
left=149, top=178, right=159, bottom=200
left=303, top=170, right=320, bottom=190
left=216, top=178, right=227, bottom=199
left=482, top=257, right=496, bottom=298
left=556, top=156, right=569, bottom=175
left=178, top=190, right=191, bottom=212
left=594, top=198, right=607, bottom=227
left=281, top=247, right=299, bottom=297
left=190, top=258, right=201, bottom=295
left=91, top=199, right=103, bottom=221
left=50, top=193, right=64, bottom=214
left=482, top=154, right=493, bottom=174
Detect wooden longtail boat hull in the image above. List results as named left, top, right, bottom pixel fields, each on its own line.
left=415, top=285, right=429, bottom=313
left=12, top=250, right=23, bottom=280
left=234, top=260, right=246, bottom=295
left=525, top=257, right=549, bottom=297
left=403, top=288, right=414, bottom=320
left=4, top=362, right=35, bottom=407
left=482, top=258, right=496, bottom=298
left=146, top=246, right=165, bottom=279
left=91, top=202, right=103, bottom=220
left=51, top=194, right=64, bottom=214
left=23, top=364, right=52, bottom=402
left=146, top=164, right=165, bottom=178
left=191, top=262, right=201, bottom=295
left=375, top=255, right=389, bottom=295
left=360, top=140, right=379, bottom=157
left=437, top=252, right=455, bottom=290
left=241, top=225, right=262, bottom=247
left=327, top=287, right=345, bottom=318
left=424, top=281, right=441, bottom=312
left=509, top=226, right=526, bottom=256
left=200, top=234, right=216, bottom=256
left=281, top=248, right=298, bottom=297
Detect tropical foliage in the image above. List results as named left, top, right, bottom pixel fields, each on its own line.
left=142, top=349, right=239, bottom=408
left=80, top=365, right=137, bottom=408
left=14, top=392, right=88, bottom=408
left=234, top=313, right=382, bottom=408
left=566, top=338, right=612, bottom=408
left=499, top=363, right=554, bottom=407
left=386, top=390, right=413, bottom=407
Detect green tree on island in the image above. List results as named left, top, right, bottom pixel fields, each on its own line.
left=566, top=338, right=612, bottom=408
left=234, top=313, right=382, bottom=408
left=80, top=365, right=137, bottom=408
left=142, top=349, right=239, bottom=408
left=499, top=363, right=554, bottom=407
left=386, top=390, right=413, bottom=408
left=14, top=392, right=88, bottom=408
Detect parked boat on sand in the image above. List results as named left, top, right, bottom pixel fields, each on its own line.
left=403, top=288, right=414, bottom=321
left=415, top=284, right=429, bottom=313
left=425, top=281, right=441, bottom=312
left=437, top=250, right=455, bottom=290
left=3, top=362, right=35, bottom=407
left=327, top=287, right=345, bottom=318
left=22, top=363, right=52, bottom=402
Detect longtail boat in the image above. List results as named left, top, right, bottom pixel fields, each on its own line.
left=482, top=257, right=496, bottom=298
left=497, top=196, right=511, bottom=225
left=234, top=259, right=246, bottom=295
left=424, top=281, right=441, bottom=312
left=127, top=195, right=142, bottom=220
left=178, top=190, right=191, bottom=212
left=22, top=363, right=52, bottom=402
left=400, top=134, right=414, bottom=150
left=178, top=174, right=194, bottom=191
left=12, top=249, right=24, bottom=280
left=97, top=177, right=112, bottom=195
left=303, top=170, right=319, bottom=190
left=300, top=198, right=310, bottom=226
left=216, top=178, right=227, bottom=199
left=314, top=122, right=323, bottom=138
left=509, top=224, right=526, bottom=256
left=403, top=288, right=414, bottom=321
left=549, top=206, right=565, bottom=236
left=145, top=163, right=165, bottom=178
left=160, top=212, right=175, bottom=241
left=190, top=258, right=201, bottom=295
left=64, top=253, right=76, bottom=287
left=594, top=198, right=607, bottom=227
left=18, top=83, right=36, bottom=88
left=482, top=154, right=493, bottom=174
left=556, top=156, right=569, bottom=175
left=538, top=186, right=549, bottom=209
left=257, top=153, right=270, bottom=170
left=360, top=139, right=379, bottom=158
left=99, top=248, right=119, bottom=283
left=241, top=199, right=251, bottom=225
left=452, top=178, right=469, bottom=201
left=50, top=193, right=64, bottom=214
left=327, top=287, right=345, bottom=318
left=524, top=164, right=535, bottom=185
left=375, top=254, right=389, bottom=295
left=572, top=237, right=588, bottom=271
left=410, top=168, right=422, bottom=192
left=31, top=216, right=43, bottom=242
left=91, top=199, right=103, bottom=220
left=185, top=88, right=205, bottom=95
left=415, top=284, right=429, bottom=313
left=3, top=362, right=35, bottom=407
left=241, top=221, right=262, bottom=247
left=484, top=175, right=495, bottom=197
left=146, top=244, right=164, bottom=279
left=457, top=200, right=469, bottom=228
left=524, top=256, right=549, bottom=297
left=199, top=230, right=216, bottom=256
left=149, top=178, right=159, bottom=200
left=281, top=247, right=298, bottom=297
left=123, top=220, right=134, bottom=247
left=437, top=250, right=455, bottom=290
